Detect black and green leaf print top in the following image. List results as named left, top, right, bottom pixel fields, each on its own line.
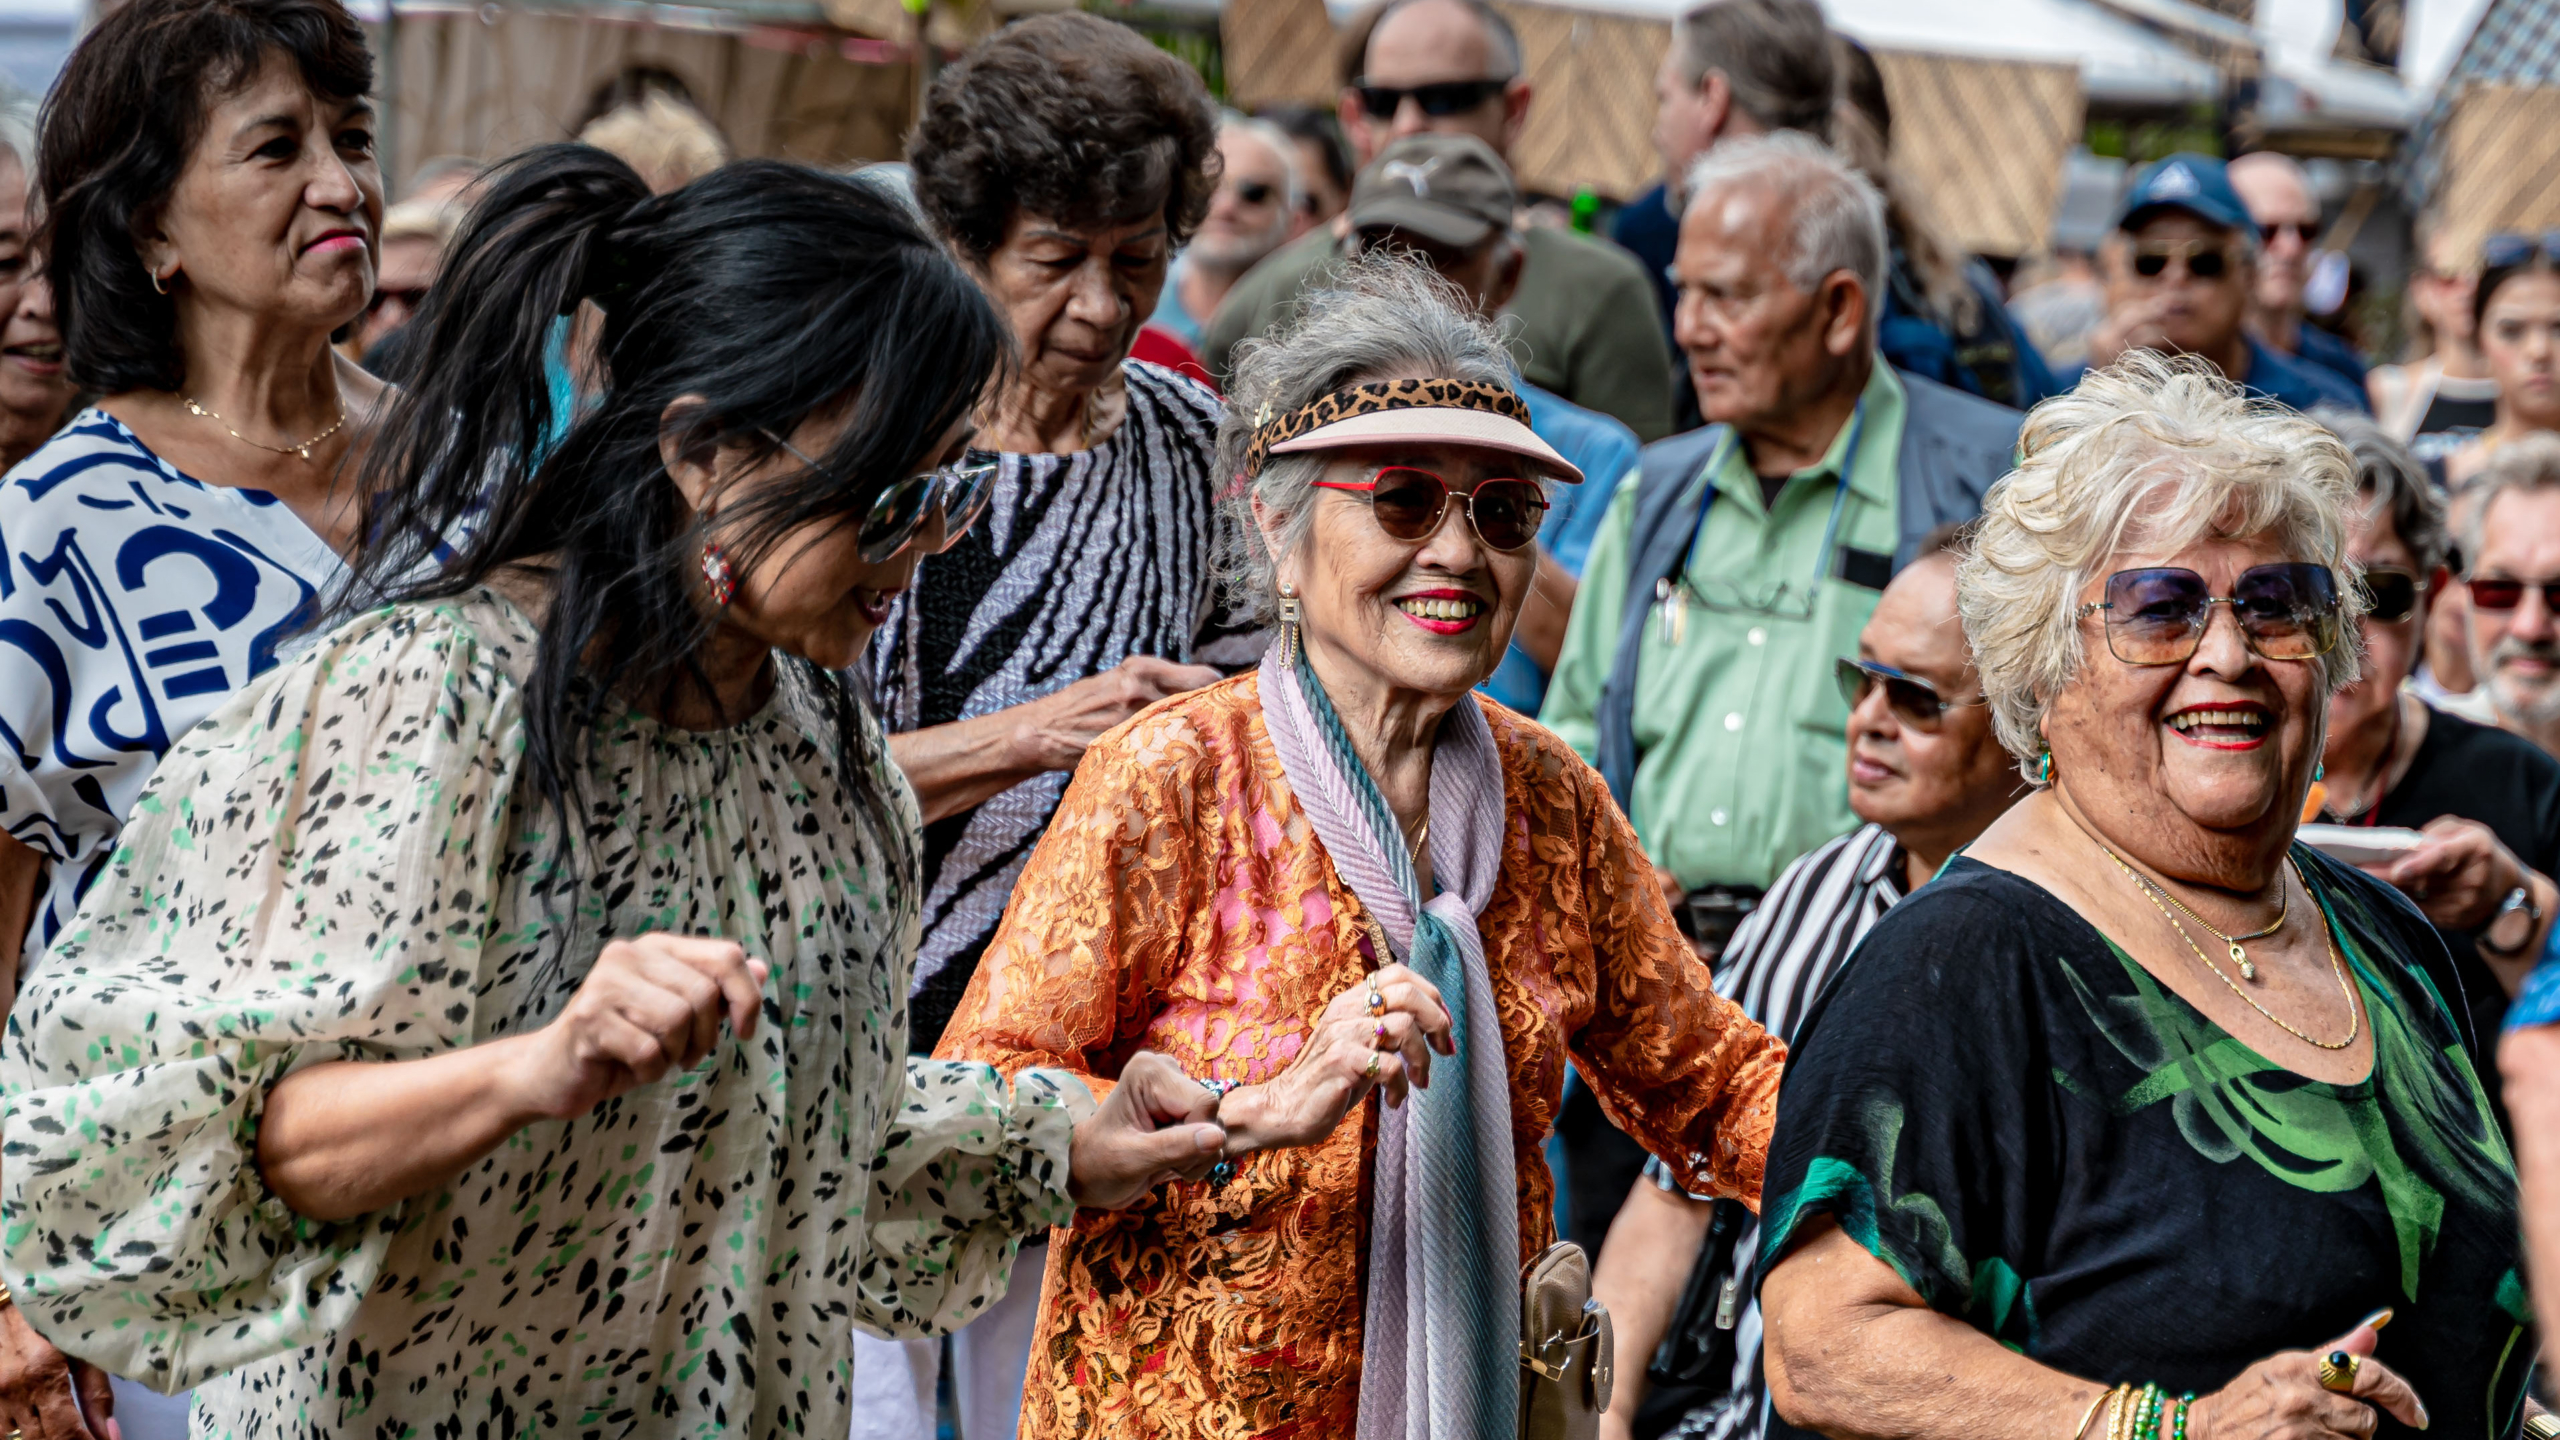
left=0, top=593, right=1091, bottom=1439
left=1759, top=851, right=2530, bottom=1439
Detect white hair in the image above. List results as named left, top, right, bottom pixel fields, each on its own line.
left=1682, top=131, right=1887, bottom=333
left=1220, top=111, right=1304, bottom=217
left=0, top=88, right=35, bottom=176
left=2459, top=432, right=2560, bottom=564
left=1956, top=352, right=2366, bottom=774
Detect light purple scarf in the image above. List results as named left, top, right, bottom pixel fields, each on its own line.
left=1257, top=645, right=1521, bottom=1440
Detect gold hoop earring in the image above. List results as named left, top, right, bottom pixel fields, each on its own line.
left=1276, top=583, right=1302, bottom=667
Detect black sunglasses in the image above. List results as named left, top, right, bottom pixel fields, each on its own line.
left=2483, top=230, right=2560, bottom=270
left=367, top=286, right=427, bottom=315
left=2132, top=243, right=2231, bottom=281
left=2467, top=576, right=2560, bottom=613
left=2356, top=566, right=2425, bottom=624
left=1353, top=78, right=1509, bottom=119
left=1232, top=179, right=1277, bottom=206
left=2260, top=220, right=2319, bottom=245
left=2078, top=564, right=2341, bottom=665
left=1309, top=465, right=1548, bottom=552
left=1836, top=657, right=1982, bottom=727
left=766, top=433, right=1000, bottom=564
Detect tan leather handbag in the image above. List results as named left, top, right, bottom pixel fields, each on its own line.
left=1518, top=1242, right=1614, bottom=1440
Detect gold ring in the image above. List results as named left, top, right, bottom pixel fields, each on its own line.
left=1375, top=1019, right=1390, bottom=1046
left=1366, top=982, right=1385, bottom=1013
left=1364, top=1051, right=1383, bottom=1080
left=2317, top=1350, right=2360, bottom=1393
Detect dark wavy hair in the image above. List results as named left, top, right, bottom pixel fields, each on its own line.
left=353, top=145, right=1011, bottom=837
left=907, top=12, right=1218, bottom=264
left=36, top=0, right=373, bottom=395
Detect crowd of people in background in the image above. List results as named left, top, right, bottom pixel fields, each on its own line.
left=0, top=0, right=2557, bottom=1436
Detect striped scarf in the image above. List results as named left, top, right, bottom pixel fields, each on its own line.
left=1256, top=644, right=1520, bottom=1440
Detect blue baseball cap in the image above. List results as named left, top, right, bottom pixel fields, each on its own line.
left=2112, top=152, right=2253, bottom=234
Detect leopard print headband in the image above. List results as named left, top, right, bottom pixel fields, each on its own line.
left=1244, top=377, right=1532, bottom=474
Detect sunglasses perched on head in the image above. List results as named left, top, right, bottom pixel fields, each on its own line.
left=2077, top=564, right=2341, bottom=666
left=1835, top=657, right=1983, bottom=727
left=1353, top=78, right=1509, bottom=118
left=2467, top=576, right=2560, bottom=612
left=765, top=432, right=1001, bottom=563
left=2356, top=566, right=2425, bottom=623
left=2483, top=230, right=2560, bottom=270
left=1309, top=465, right=1548, bottom=553
left=2131, top=241, right=2232, bottom=281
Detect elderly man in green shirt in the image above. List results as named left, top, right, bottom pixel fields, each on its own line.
left=1543, top=132, right=2025, bottom=959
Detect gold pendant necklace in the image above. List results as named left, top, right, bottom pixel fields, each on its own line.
left=183, top=395, right=348, bottom=463
left=2104, top=846, right=2360, bottom=1050
left=2117, top=857, right=2287, bottom=979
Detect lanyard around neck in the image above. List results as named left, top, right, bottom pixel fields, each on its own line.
left=1675, top=397, right=1870, bottom=601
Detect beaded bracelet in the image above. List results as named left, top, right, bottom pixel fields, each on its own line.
left=1199, top=1078, right=1241, bottom=1190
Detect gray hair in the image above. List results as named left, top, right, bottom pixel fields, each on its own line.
left=2315, top=406, right=2448, bottom=575
left=0, top=87, right=36, bottom=175
left=1671, top=0, right=1835, bottom=139
left=1682, top=132, right=1887, bottom=337
left=2460, top=432, right=2560, bottom=565
left=1956, top=352, right=2365, bottom=773
left=1220, top=110, right=1305, bottom=217
left=1217, top=254, right=1519, bottom=621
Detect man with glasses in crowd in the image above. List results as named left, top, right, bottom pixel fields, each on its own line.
left=1587, top=525, right=2023, bottom=1440
left=2229, top=149, right=2369, bottom=393
left=1543, top=133, right=2019, bottom=969
left=1197, top=0, right=1678, bottom=440
left=2464, top=435, right=2560, bottom=767
left=2076, top=152, right=2367, bottom=413
left=1148, top=113, right=1300, bottom=351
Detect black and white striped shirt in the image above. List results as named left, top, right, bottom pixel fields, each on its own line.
left=1656, top=822, right=1906, bottom=1440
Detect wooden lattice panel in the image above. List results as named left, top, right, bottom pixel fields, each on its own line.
left=1873, top=50, right=2082, bottom=259
left=1223, top=0, right=1341, bottom=110
left=2436, top=82, right=2560, bottom=266
left=1498, top=2, right=1669, bottom=200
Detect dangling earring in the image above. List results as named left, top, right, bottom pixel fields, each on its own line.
left=1276, top=583, right=1302, bottom=667
left=149, top=267, right=170, bottom=296
left=699, top=538, right=736, bottom=607
left=2313, top=762, right=2326, bottom=783
left=2036, top=749, right=2053, bottom=787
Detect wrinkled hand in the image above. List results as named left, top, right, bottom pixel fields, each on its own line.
left=0, top=1303, right=113, bottom=1440
left=2085, top=294, right=2174, bottom=370
left=1221, top=964, right=1455, bottom=1156
left=1067, top=1050, right=1228, bottom=1210
left=1013, top=657, right=1225, bottom=774
left=508, top=935, right=767, bottom=1121
left=2189, top=1317, right=2425, bottom=1440
left=2367, top=816, right=2529, bottom=933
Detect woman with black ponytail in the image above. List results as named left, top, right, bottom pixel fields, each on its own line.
left=0, top=144, right=1232, bottom=1437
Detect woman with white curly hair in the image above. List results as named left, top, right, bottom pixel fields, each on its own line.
left=1756, top=353, right=2531, bottom=1440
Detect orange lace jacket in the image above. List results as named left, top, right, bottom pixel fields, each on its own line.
left=936, top=672, right=1786, bottom=1439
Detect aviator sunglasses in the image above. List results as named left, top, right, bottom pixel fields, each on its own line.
left=1835, top=657, right=1984, bottom=727
left=2078, top=563, right=2342, bottom=666
left=2131, top=241, right=2233, bottom=281
left=1309, top=465, right=1549, bottom=553
left=766, top=432, right=1000, bottom=563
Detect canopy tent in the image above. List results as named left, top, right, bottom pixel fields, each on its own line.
left=2398, top=0, right=2560, bottom=250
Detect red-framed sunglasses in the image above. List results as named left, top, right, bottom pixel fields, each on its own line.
left=1309, top=466, right=1549, bottom=553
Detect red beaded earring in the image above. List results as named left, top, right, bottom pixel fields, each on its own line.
left=699, top=540, right=736, bottom=606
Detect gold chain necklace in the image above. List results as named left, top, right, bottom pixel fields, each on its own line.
left=182, top=395, right=348, bottom=462
left=2103, top=846, right=2361, bottom=1050
left=1405, top=815, right=1431, bottom=872
left=2118, top=861, right=2287, bottom=980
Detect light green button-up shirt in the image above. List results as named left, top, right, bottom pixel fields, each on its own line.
left=1542, top=362, right=1907, bottom=891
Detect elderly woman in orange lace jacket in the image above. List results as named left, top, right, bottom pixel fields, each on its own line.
left=937, top=261, right=1786, bottom=1440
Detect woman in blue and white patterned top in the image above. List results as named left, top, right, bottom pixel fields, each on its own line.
left=0, top=1, right=389, bottom=1432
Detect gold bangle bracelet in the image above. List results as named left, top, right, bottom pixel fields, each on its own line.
left=2067, top=1388, right=2111, bottom=1440
left=2104, top=1384, right=2129, bottom=1440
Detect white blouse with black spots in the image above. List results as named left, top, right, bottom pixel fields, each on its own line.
left=0, top=590, right=1090, bottom=1438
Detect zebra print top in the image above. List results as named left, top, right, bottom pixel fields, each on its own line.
left=869, top=361, right=1263, bottom=1049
